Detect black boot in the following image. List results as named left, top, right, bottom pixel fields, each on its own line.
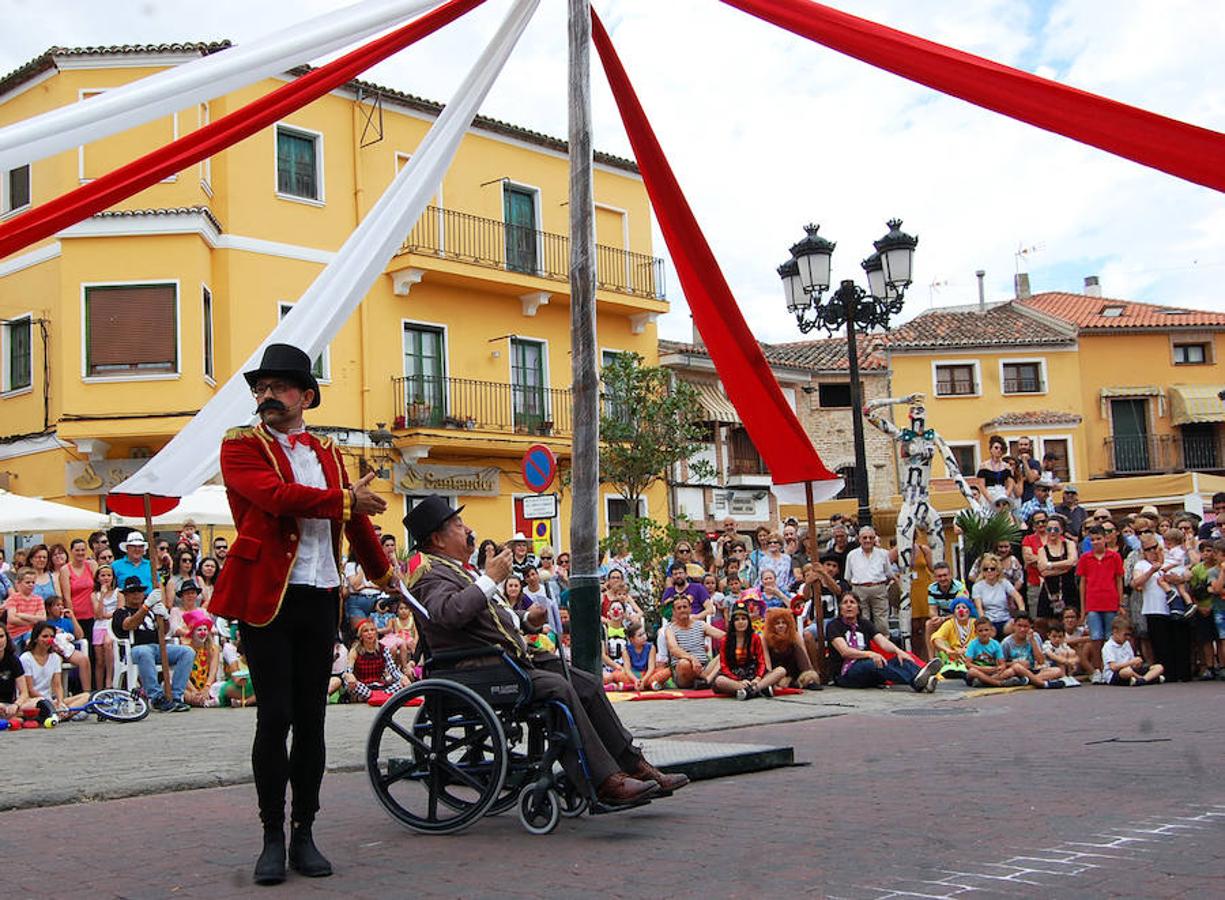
left=288, top=821, right=332, bottom=878
left=253, top=825, right=286, bottom=886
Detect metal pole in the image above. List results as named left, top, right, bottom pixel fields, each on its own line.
left=566, top=0, right=600, bottom=677
left=842, top=283, right=873, bottom=531
left=804, top=480, right=825, bottom=670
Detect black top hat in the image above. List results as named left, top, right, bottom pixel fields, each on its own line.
left=176, top=579, right=201, bottom=596
left=404, top=495, right=464, bottom=546
left=121, top=575, right=146, bottom=594
left=243, top=343, right=321, bottom=409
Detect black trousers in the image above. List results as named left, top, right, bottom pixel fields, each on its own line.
left=531, top=658, right=639, bottom=788
left=240, top=585, right=338, bottom=828
left=1147, top=613, right=1193, bottom=682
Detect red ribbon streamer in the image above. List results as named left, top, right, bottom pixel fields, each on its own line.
left=721, top=0, right=1225, bottom=193
left=591, top=10, right=835, bottom=487
left=0, top=0, right=486, bottom=261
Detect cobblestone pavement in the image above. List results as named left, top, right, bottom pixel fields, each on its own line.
left=0, top=682, right=1221, bottom=898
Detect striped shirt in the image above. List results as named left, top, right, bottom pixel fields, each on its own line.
left=669, top=620, right=708, bottom=664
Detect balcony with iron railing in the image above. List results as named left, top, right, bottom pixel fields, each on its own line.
left=392, top=374, right=572, bottom=438
left=1180, top=427, right=1225, bottom=471
left=393, top=205, right=666, bottom=301
left=1104, top=434, right=1178, bottom=474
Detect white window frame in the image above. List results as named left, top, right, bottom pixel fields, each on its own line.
left=998, top=357, right=1048, bottom=396
left=931, top=358, right=981, bottom=398
left=80, top=279, right=182, bottom=383
left=198, top=102, right=212, bottom=195
left=594, top=201, right=630, bottom=286
left=278, top=301, right=331, bottom=382
left=508, top=334, right=550, bottom=424
left=1034, top=433, right=1077, bottom=484
left=78, top=89, right=178, bottom=184
left=1, top=311, right=34, bottom=396
left=502, top=180, right=544, bottom=276
left=395, top=151, right=444, bottom=251
left=274, top=123, right=325, bottom=206
left=943, top=440, right=980, bottom=479
left=201, top=284, right=215, bottom=385
left=1, top=163, right=31, bottom=218
left=402, top=318, right=450, bottom=417
left=603, top=492, right=647, bottom=536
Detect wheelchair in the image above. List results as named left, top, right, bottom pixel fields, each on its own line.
left=366, top=644, right=645, bottom=835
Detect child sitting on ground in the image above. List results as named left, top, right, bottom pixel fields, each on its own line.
left=618, top=622, right=671, bottom=690
left=1101, top=618, right=1165, bottom=685
left=964, top=617, right=1029, bottom=688
left=930, top=596, right=976, bottom=679
left=1060, top=607, right=1095, bottom=678
left=1040, top=622, right=1081, bottom=683
left=1001, top=613, right=1067, bottom=688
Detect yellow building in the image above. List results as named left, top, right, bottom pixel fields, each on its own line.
left=884, top=280, right=1225, bottom=508
left=0, top=42, right=669, bottom=546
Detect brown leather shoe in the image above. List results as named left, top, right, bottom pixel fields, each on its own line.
left=627, top=759, right=690, bottom=796
left=597, top=773, right=661, bottom=805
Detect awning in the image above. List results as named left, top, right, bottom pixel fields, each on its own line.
left=1099, top=385, right=1163, bottom=398
left=1169, top=384, right=1225, bottom=426
left=692, top=381, right=741, bottom=424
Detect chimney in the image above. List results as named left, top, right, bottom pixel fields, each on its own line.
left=975, top=269, right=986, bottom=312
left=1014, top=272, right=1031, bottom=300
left=690, top=314, right=704, bottom=350
left=1084, top=275, right=1101, bottom=297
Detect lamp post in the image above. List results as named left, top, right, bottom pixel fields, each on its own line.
left=778, top=219, right=917, bottom=531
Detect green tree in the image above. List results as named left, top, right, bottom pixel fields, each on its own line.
left=599, top=515, right=698, bottom=634
left=599, top=351, right=714, bottom=511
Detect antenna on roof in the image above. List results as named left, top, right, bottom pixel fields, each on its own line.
left=1014, top=242, right=1043, bottom=274
left=927, top=278, right=947, bottom=309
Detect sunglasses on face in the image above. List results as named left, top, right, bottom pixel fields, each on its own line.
left=1046, top=527, right=1062, bottom=533
left=982, top=566, right=998, bottom=572
left=1094, top=516, right=1109, bottom=521
left=768, top=541, right=781, bottom=546
left=677, top=548, right=691, bottom=554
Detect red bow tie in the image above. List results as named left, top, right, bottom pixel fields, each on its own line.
left=287, top=432, right=315, bottom=450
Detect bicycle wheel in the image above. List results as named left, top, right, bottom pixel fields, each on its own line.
left=90, top=689, right=150, bottom=722
left=367, top=679, right=507, bottom=835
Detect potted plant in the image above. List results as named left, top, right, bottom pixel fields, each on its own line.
left=953, top=508, right=1022, bottom=576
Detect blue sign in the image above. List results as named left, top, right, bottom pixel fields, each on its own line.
left=521, top=444, right=557, bottom=494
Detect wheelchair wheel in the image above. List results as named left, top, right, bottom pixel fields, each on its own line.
left=367, top=680, right=507, bottom=835
left=517, top=786, right=561, bottom=835
left=556, top=776, right=588, bottom=819
left=89, top=689, right=150, bottom=722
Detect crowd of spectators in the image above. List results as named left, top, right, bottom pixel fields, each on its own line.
left=4, top=481, right=1222, bottom=722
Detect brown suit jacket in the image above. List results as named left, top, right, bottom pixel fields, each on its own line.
left=409, top=553, right=530, bottom=664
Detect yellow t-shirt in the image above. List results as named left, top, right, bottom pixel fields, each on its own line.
left=932, top=616, right=974, bottom=654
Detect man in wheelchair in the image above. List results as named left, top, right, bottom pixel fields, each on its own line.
left=404, top=495, right=688, bottom=807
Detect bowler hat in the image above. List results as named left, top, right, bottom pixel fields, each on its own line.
left=243, top=343, right=321, bottom=409
left=404, top=494, right=465, bottom=546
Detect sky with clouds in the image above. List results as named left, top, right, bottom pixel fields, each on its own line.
left=2, top=0, right=1223, bottom=343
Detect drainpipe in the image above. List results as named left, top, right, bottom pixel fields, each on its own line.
left=352, top=100, right=370, bottom=436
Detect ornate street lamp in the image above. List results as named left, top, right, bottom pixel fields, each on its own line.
left=778, top=219, right=917, bottom=528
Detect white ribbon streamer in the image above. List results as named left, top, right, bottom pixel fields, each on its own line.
left=113, top=0, right=540, bottom=500
left=0, top=0, right=445, bottom=174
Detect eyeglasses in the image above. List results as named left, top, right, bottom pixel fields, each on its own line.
left=251, top=380, right=298, bottom=397
left=982, top=566, right=998, bottom=572
left=1094, top=515, right=1110, bottom=521
left=768, top=540, right=781, bottom=546
left=677, top=548, right=692, bottom=554
left=1046, top=527, right=1061, bottom=533
left=1102, top=528, right=1116, bottom=534
left=1137, top=529, right=1155, bottom=535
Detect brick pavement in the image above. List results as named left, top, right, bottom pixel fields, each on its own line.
left=0, top=682, right=1221, bottom=898
left=0, top=678, right=967, bottom=811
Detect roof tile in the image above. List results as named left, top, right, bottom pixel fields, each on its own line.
left=883, top=302, right=1075, bottom=350
left=659, top=337, right=887, bottom=372
left=1019, top=291, right=1225, bottom=329
left=981, top=410, right=1083, bottom=429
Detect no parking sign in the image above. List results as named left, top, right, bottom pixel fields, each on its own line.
left=521, top=444, right=557, bottom=494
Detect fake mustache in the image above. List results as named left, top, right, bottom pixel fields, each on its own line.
left=256, top=398, right=287, bottom=415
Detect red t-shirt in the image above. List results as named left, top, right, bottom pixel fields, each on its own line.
left=1021, top=534, right=1044, bottom=586
left=1076, top=550, right=1124, bottom=612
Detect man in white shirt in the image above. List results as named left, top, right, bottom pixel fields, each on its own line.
left=844, top=527, right=896, bottom=634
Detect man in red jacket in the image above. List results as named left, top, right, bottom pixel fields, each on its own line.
left=211, top=343, right=391, bottom=886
